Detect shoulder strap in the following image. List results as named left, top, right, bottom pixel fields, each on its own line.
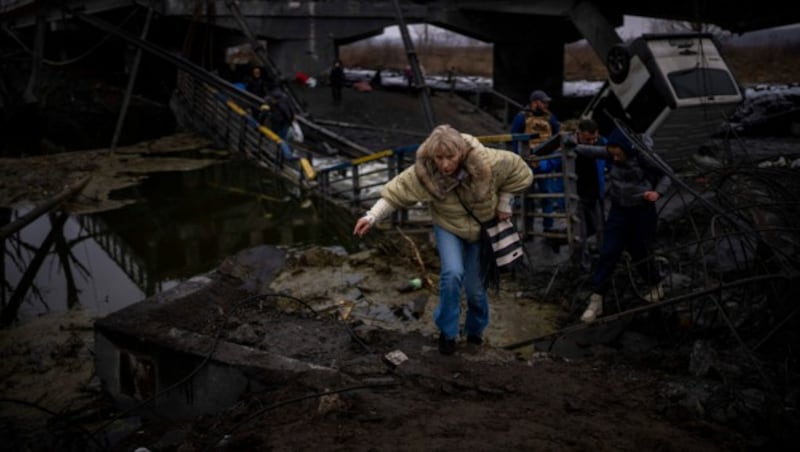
left=455, top=191, right=482, bottom=226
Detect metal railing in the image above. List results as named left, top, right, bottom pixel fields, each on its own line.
left=174, top=71, right=316, bottom=185
left=312, top=134, right=580, bottom=248
left=173, top=70, right=580, bottom=250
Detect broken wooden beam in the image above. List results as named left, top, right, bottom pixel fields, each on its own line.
left=0, top=175, right=90, bottom=240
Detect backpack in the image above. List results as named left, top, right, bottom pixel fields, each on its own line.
left=524, top=112, right=553, bottom=148
left=266, top=91, right=295, bottom=126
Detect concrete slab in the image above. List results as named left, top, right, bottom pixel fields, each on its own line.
left=94, top=243, right=524, bottom=421
left=93, top=245, right=344, bottom=419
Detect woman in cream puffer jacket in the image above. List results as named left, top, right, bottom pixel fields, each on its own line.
left=353, top=124, right=532, bottom=355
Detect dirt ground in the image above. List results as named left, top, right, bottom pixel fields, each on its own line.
left=72, top=243, right=781, bottom=452
left=0, top=242, right=790, bottom=451
left=1, top=85, right=796, bottom=451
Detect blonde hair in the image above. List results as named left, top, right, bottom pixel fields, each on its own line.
left=418, top=124, right=466, bottom=158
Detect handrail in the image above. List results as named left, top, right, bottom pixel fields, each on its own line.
left=174, top=68, right=579, bottom=243
left=174, top=71, right=314, bottom=183
left=315, top=133, right=536, bottom=176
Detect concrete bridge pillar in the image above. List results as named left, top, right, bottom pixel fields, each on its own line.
left=493, top=41, right=564, bottom=120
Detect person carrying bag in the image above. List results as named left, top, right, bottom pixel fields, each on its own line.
left=353, top=125, right=532, bottom=355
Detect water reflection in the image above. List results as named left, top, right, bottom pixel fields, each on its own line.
left=1, top=159, right=359, bottom=324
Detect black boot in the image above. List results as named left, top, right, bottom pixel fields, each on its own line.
left=438, top=335, right=456, bottom=355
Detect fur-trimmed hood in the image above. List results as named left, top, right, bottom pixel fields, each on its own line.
left=378, top=130, right=532, bottom=241
left=414, top=133, right=493, bottom=204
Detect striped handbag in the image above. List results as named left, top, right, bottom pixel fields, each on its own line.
left=482, top=217, right=524, bottom=268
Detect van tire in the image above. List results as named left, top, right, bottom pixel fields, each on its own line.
left=607, top=45, right=630, bottom=84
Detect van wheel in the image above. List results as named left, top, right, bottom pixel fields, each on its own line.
left=607, top=45, right=630, bottom=84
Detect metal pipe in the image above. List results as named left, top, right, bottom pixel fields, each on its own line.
left=501, top=273, right=792, bottom=351
left=111, top=6, right=154, bottom=153
left=295, top=116, right=372, bottom=156
left=390, top=0, right=436, bottom=130
left=313, top=119, right=427, bottom=138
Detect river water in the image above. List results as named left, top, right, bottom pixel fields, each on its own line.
left=2, top=157, right=361, bottom=324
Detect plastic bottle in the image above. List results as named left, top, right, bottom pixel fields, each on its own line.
left=397, top=277, right=423, bottom=293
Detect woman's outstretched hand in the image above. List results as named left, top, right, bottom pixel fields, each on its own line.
left=353, top=217, right=372, bottom=237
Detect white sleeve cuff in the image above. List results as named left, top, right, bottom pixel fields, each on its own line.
left=365, top=198, right=395, bottom=225
left=497, top=192, right=513, bottom=213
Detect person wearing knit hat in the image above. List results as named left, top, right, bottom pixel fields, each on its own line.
left=353, top=125, right=533, bottom=355
left=606, top=127, right=634, bottom=155
left=567, top=127, right=673, bottom=323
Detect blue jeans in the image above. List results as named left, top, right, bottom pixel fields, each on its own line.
left=433, top=225, right=489, bottom=340
left=274, top=122, right=290, bottom=142
left=572, top=196, right=604, bottom=271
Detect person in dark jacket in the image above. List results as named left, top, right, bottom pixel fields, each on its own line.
left=265, top=87, right=295, bottom=141
left=562, top=118, right=608, bottom=270
left=572, top=127, right=672, bottom=323
left=330, top=59, right=345, bottom=104
left=244, top=66, right=273, bottom=98
left=370, top=66, right=383, bottom=89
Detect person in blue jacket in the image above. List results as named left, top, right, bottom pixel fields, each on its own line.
left=510, top=89, right=561, bottom=233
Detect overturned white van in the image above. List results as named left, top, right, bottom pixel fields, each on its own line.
left=584, top=33, right=744, bottom=169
